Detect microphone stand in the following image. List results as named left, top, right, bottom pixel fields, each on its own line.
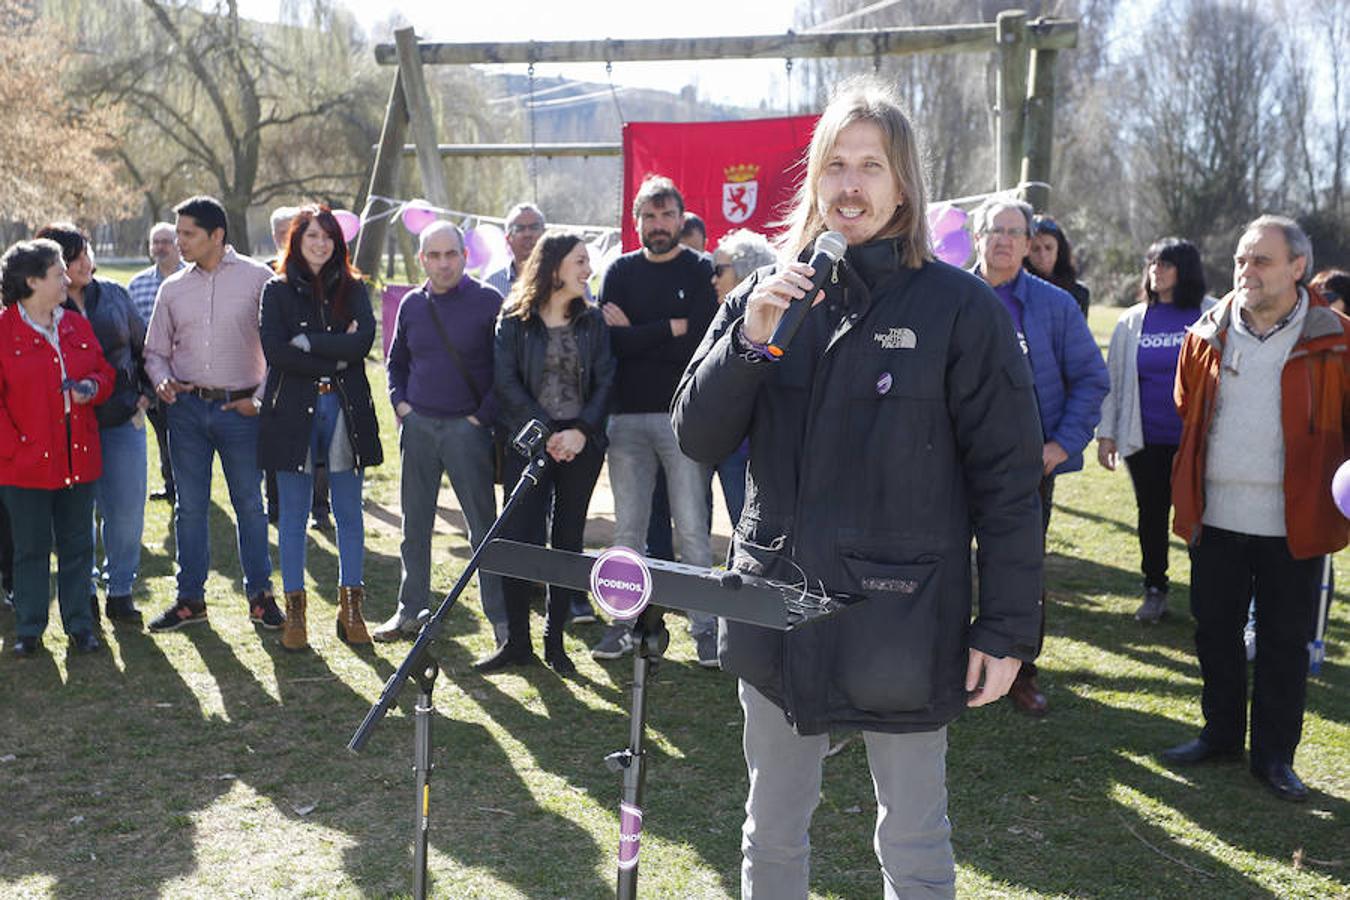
left=604, top=606, right=670, bottom=900
left=347, top=420, right=552, bottom=900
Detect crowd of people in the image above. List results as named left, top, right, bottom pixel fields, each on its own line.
left=1, top=73, right=1346, bottom=897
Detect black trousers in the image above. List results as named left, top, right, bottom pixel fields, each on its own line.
left=147, top=402, right=175, bottom=496
left=0, top=495, right=12, bottom=593
left=1021, top=475, right=1055, bottom=679
left=499, top=439, right=605, bottom=646
left=1190, top=526, right=1321, bottom=766
left=1124, top=443, right=1177, bottom=592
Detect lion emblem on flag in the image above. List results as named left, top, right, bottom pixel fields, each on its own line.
left=722, top=163, right=760, bottom=224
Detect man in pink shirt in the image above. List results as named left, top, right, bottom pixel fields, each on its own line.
left=143, top=196, right=282, bottom=633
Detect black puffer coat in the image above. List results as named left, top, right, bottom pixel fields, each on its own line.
left=672, top=237, right=1045, bottom=735
left=257, top=271, right=383, bottom=472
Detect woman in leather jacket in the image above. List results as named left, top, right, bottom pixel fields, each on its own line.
left=258, top=205, right=383, bottom=651
left=37, top=223, right=151, bottom=627
left=476, top=232, right=615, bottom=675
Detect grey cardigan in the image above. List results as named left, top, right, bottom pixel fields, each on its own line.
left=1097, top=298, right=1215, bottom=458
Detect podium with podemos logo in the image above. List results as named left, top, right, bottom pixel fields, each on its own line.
left=347, top=420, right=855, bottom=900
left=479, top=539, right=855, bottom=899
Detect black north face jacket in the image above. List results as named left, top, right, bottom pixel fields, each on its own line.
left=672, top=237, right=1044, bottom=735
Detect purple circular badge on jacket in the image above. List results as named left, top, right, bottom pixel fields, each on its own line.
left=590, top=547, right=652, bottom=620
left=876, top=372, right=893, bottom=395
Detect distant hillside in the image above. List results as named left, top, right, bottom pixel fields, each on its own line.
left=471, top=72, right=785, bottom=229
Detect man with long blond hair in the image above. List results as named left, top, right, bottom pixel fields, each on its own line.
left=673, top=77, right=1045, bottom=898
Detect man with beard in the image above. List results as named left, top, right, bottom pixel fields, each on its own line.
left=672, top=77, right=1043, bottom=897
left=591, top=176, right=720, bottom=665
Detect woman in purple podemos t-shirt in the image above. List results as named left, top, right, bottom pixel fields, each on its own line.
left=1097, top=238, right=1209, bottom=624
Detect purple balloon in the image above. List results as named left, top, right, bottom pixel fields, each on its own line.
left=934, top=228, right=973, bottom=267
left=927, top=202, right=966, bottom=235
left=401, top=200, right=438, bottom=236
left=1332, top=459, right=1350, bottom=518
left=333, top=210, right=360, bottom=243
left=463, top=227, right=491, bottom=271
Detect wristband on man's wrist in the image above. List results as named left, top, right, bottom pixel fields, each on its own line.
left=734, top=321, right=775, bottom=362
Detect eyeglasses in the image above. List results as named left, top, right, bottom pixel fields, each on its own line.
left=980, top=227, right=1030, bottom=240
left=508, top=222, right=544, bottom=235
left=713, top=263, right=734, bottom=278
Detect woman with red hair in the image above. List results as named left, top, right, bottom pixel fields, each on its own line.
left=258, top=205, right=383, bottom=651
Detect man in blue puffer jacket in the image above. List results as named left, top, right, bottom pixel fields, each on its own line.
left=973, top=197, right=1109, bottom=716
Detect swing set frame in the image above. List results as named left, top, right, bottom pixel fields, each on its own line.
left=352, top=11, right=1078, bottom=287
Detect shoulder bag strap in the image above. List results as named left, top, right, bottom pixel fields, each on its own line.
left=425, top=300, right=484, bottom=409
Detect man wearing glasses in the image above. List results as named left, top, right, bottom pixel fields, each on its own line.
left=486, top=203, right=546, bottom=298
left=972, top=197, right=1109, bottom=718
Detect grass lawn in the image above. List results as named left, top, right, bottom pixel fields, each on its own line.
left=0, top=298, right=1345, bottom=899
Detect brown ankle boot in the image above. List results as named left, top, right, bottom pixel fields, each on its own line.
left=337, top=585, right=372, bottom=645
left=282, top=590, right=308, bottom=651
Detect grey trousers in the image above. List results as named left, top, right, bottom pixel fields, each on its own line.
left=739, top=681, right=955, bottom=899
left=606, top=412, right=715, bottom=636
left=395, top=411, right=506, bottom=632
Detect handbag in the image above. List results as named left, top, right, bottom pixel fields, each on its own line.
left=425, top=302, right=507, bottom=484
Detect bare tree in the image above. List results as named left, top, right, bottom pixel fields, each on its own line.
left=0, top=0, right=134, bottom=229
left=44, top=0, right=382, bottom=251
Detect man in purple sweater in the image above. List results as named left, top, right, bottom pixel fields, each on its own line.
left=375, top=222, right=507, bottom=646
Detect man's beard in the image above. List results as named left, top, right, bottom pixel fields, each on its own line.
left=642, top=230, right=677, bottom=254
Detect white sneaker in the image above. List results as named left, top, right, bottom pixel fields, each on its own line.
left=371, top=612, right=420, bottom=642
left=590, top=623, right=636, bottom=659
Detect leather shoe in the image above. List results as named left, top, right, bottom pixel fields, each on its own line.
left=1007, top=671, right=1048, bottom=717
left=11, top=635, right=40, bottom=657
left=1251, top=761, right=1308, bottom=802
left=1161, top=737, right=1242, bottom=765
left=149, top=489, right=174, bottom=503
left=69, top=631, right=102, bottom=653
left=545, top=648, right=577, bottom=677
left=472, top=642, right=539, bottom=673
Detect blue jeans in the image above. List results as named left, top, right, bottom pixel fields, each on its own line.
left=606, top=412, right=715, bottom=637
left=396, top=411, right=505, bottom=629
left=94, top=418, right=147, bottom=597
left=4, top=483, right=97, bottom=638
left=710, top=440, right=749, bottom=530
left=277, top=392, right=364, bottom=592
left=166, top=393, right=273, bottom=600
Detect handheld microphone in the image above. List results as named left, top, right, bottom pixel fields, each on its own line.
left=765, top=230, right=847, bottom=360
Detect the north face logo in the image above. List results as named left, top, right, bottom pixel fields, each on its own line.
left=873, top=327, right=917, bottom=349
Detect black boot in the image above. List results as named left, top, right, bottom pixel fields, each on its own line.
left=543, top=592, right=575, bottom=676
left=473, top=588, right=537, bottom=673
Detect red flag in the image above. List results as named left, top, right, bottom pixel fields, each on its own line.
left=621, top=115, right=818, bottom=252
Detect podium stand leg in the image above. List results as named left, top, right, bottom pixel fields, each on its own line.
left=411, top=655, right=439, bottom=900
left=606, top=616, right=669, bottom=899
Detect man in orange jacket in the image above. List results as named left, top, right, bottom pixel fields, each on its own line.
left=1164, top=215, right=1349, bottom=802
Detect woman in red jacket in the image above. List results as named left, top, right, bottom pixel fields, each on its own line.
left=0, top=239, right=113, bottom=656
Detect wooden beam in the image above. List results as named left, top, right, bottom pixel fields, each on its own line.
left=996, top=10, right=1029, bottom=193
left=391, top=142, right=623, bottom=158
left=394, top=28, right=453, bottom=212
left=373, top=22, right=1078, bottom=66
left=353, top=70, right=409, bottom=276
left=1021, top=48, right=1058, bottom=213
